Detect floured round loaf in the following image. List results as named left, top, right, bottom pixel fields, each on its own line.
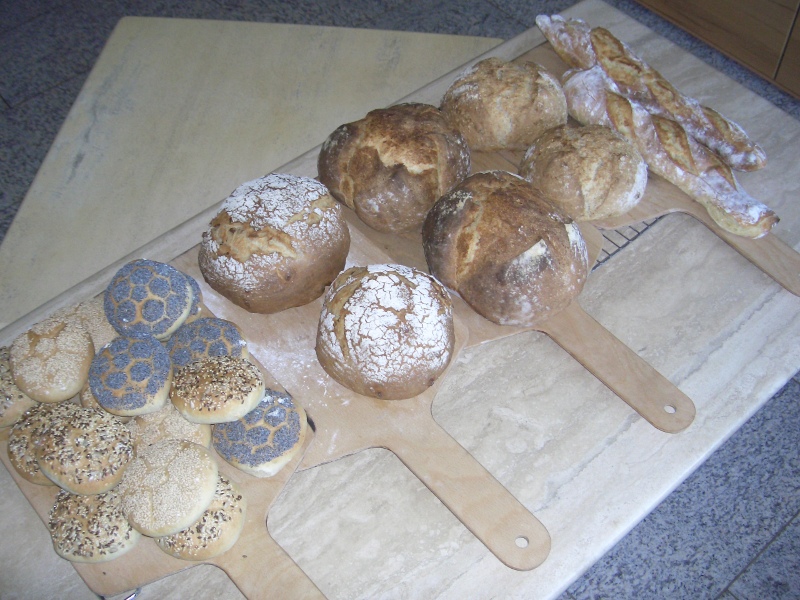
left=423, top=170, right=589, bottom=327
left=10, top=309, right=94, bottom=403
left=118, top=438, right=219, bottom=537
left=318, top=102, right=470, bottom=233
left=519, top=124, right=647, bottom=221
left=198, top=173, right=350, bottom=314
left=440, top=57, right=567, bottom=151
left=48, top=488, right=141, bottom=563
left=316, top=264, right=455, bottom=400
left=155, top=474, right=246, bottom=561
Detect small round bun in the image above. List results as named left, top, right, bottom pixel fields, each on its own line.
left=519, top=124, right=647, bottom=221
left=166, top=317, right=248, bottom=369
left=423, top=170, right=589, bottom=327
left=10, top=310, right=94, bottom=403
left=155, top=474, right=246, bottom=561
left=7, top=402, right=79, bottom=486
left=1, top=346, right=38, bottom=428
left=104, top=259, right=193, bottom=340
left=36, top=406, right=134, bottom=495
left=318, top=102, right=470, bottom=233
left=170, top=355, right=264, bottom=425
left=316, top=264, right=455, bottom=400
left=127, top=402, right=211, bottom=452
left=118, top=438, right=219, bottom=537
left=198, top=172, right=350, bottom=314
left=212, top=389, right=307, bottom=477
left=89, top=336, right=172, bottom=417
left=48, top=488, right=141, bottom=563
left=440, top=58, right=567, bottom=151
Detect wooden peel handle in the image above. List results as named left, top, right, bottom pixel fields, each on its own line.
left=540, top=302, right=696, bottom=433
left=387, top=414, right=551, bottom=571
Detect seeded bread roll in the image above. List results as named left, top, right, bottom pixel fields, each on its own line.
left=423, top=170, right=589, bottom=327
left=0, top=346, right=38, bottom=428
left=318, top=102, right=470, bottom=233
left=10, top=309, right=94, bottom=403
left=198, top=173, right=350, bottom=314
left=316, top=264, right=455, bottom=400
left=440, top=57, right=567, bottom=151
left=118, top=438, right=219, bottom=537
left=48, top=488, right=141, bottom=563
left=212, top=389, right=308, bottom=477
left=36, top=406, right=134, bottom=495
left=170, top=355, right=264, bottom=425
left=519, top=124, right=647, bottom=221
left=155, top=474, right=246, bottom=561
left=166, top=317, right=248, bottom=369
left=127, top=402, right=211, bottom=453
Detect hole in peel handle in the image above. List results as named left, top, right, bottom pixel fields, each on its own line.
left=387, top=414, right=551, bottom=571
left=539, top=302, right=696, bottom=433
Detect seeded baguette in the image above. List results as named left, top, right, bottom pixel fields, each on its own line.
left=536, top=14, right=767, bottom=172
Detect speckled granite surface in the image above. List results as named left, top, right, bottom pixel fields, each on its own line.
left=1, top=1, right=799, bottom=598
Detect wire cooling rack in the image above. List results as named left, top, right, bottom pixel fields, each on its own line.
left=593, top=217, right=663, bottom=270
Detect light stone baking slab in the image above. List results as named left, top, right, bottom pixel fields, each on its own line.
left=0, top=17, right=501, bottom=331
left=2, top=1, right=800, bottom=599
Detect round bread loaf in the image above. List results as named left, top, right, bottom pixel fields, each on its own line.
left=317, top=102, right=470, bottom=233
left=170, top=355, right=264, bottom=424
left=212, top=388, right=307, bottom=477
left=440, top=57, right=567, bottom=151
left=88, top=336, right=172, bottom=417
left=118, top=438, right=219, bottom=537
left=10, top=309, right=94, bottom=403
left=316, top=264, right=455, bottom=400
left=166, top=317, right=248, bottom=369
left=423, top=170, right=589, bottom=327
left=36, top=406, right=134, bottom=495
left=48, top=488, right=141, bottom=563
left=519, top=124, right=647, bottom=221
left=127, top=402, right=211, bottom=453
left=155, top=474, right=246, bottom=561
left=104, top=259, right=194, bottom=340
left=1, top=346, right=38, bottom=428
left=198, top=172, right=350, bottom=314
left=7, top=402, right=79, bottom=486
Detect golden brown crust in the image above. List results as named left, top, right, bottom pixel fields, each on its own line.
left=520, top=124, right=647, bottom=221
left=318, top=102, right=470, bottom=233
left=440, top=58, right=567, bottom=152
left=198, top=173, right=350, bottom=314
left=423, top=171, right=589, bottom=327
left=0, top=346, right=38, bottom=429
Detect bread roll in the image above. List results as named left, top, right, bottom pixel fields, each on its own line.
left=127, top=402, right=211, bottom=453
left=48, top=488, right=141, bottom=563
left=318, top=102, right=470, bottom=233
left=0, top=346, right=37, bottom=428
left=316, top=264, right=455, bottom=400
left=198, top=173, right=350, bottom=314
left=440, top=57, right=567, bottom=151
left=155, top=474, right=246, bottom=561
left=35, top=406, right=134, bottom=495
left=10, top=309, right=94, bottom=403
left=104, top=259, right=194, bottom=341
left=170, top=355, right=264, bottom=425
left=166, top=317, right=248, bottom=369
left=423, top=170, right=589, bottom=327
left=519, top=124, right=647, bottom=221
left=212, top=389, right=307, bottom=477
left=118, top=438, right=219, bottom=537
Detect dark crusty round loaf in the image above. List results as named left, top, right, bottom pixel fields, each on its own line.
left=318, top=102, right=470, bottom=233
left=423, top=170, right=589, bottom=327
left=440, top=57, right=567, bottom=152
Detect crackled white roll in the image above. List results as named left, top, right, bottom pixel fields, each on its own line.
left=316, top=264, right=455, bottom=400
left=198, top=173, right=350, bottom=314
left=423, top=170, right=589, bottom=327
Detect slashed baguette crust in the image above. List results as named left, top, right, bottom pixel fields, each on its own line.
left=536, top=14, right=767, bottom=172
left=562, top=67, right=778, bottom=238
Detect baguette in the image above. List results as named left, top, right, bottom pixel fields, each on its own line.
left=562, top=67, right=777, bottom=238
left=536, top=15, right=767, bottom=171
